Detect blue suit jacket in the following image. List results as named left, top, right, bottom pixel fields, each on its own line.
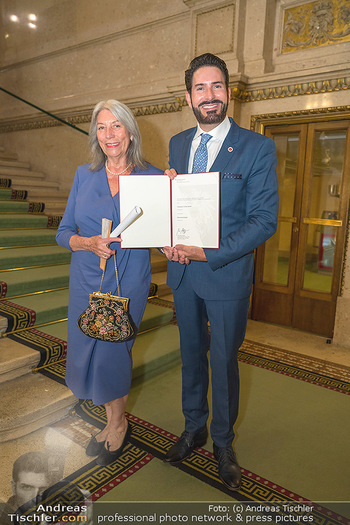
left=166, top=118, right=279, bottom=300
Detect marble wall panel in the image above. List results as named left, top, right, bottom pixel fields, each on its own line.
left=137, top=111, right=183, bottom=171
left=195, top=3, right=235, bottom=56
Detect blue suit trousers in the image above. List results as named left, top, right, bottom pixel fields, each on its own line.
left=172, top=265, right=250, bottom=448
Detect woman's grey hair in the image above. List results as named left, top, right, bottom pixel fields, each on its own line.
left=89, top=99, right=148, bottom=171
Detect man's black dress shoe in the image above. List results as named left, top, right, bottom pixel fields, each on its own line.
left=86, top=434, right=106, bottom=457
left=96, top=422, right=131, bottom=466
left=164, top=426, right=208, bottom=464
left=213, top=444, right=242, bottom=491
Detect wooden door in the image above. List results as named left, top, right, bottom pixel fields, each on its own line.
left=252, top=120, right=350, bottom=338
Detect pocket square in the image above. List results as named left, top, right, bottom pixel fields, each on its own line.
left=222, top=173, right=242, bottom=179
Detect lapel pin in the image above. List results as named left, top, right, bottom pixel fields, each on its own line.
left=228, top=147, right=233, bottom=152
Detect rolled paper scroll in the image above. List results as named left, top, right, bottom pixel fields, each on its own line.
left=110, top=206, right=143, bottom=237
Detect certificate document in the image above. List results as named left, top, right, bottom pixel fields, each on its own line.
left=118, top=172, right=220, bottom=248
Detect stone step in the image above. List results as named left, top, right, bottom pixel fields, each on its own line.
left=0, top=160, right=31, bottom=170
left=0, top=336, right=39, bottom=383
left=40, top=198, right=67, bottom=206
left=0, top=371, right=76, bottom=441
left=44, top=203, right=66, bottom=216
left=9, top=177, right=60, bottom=189
left=26, top=189, right=69, bottom=201
left=0, top=167, right=44, bottom=178
left=0, top=150, right=17, bottom=161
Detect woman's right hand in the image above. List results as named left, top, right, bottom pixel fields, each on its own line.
left=164, top=168, right=178, bottom=180
left=69, top=234, right=121, bottom=258
left=90, top=235, right=121, bottom=259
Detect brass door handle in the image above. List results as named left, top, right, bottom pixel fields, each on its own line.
left=302, top=218, right=342, bottom=226
left=293, top=226, right=299, bottom=233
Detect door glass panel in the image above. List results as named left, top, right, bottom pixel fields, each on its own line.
left=275, top=134, right=299, bottom=217
left=263, top=222, right=292, bottom=285
left=261, top=133, right=299, bottom=286
left=308, top=130, right=346, bottom=220
left=302, top=129, right=346, bottom=293
left=303, top=224, right=335, bottom=292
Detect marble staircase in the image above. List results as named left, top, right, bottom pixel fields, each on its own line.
left=0, top=147, right=68, bottom=216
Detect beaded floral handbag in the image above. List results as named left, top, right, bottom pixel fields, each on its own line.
left=77, top=255, right=135, bottom=342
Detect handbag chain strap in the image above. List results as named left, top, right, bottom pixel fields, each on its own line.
left=98, top=253, right=121, bottom=296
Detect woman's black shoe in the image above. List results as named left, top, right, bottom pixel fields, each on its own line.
left=96, top=422, right=131, bottom=466
left=86, top=434, right=106, bottom=457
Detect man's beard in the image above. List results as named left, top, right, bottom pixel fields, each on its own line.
left=192, top=100, right=228, bottom=126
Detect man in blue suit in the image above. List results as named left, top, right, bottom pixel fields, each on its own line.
left=163, top=53, right=278, bottom=491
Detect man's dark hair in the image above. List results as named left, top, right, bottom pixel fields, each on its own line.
left=12, top=452, right=50, bottom=483
left=185, top=53, right=229, bottom=93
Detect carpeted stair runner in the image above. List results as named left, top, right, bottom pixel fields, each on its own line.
left=0, top=178, right=11, bottom=188
left=0, top=245, right=71, bottom=271
left=0, top=188, right=27, bottom=200
left=0, top=212, right=52, bottom=229
left=0, top=229, right=58, bottom=247
left=0, top=264, right=70, bottom=298
left=1, top=289, right=69, bottom=331
left=0, top=247, right=165, bottom=275
left=1, top=200, right=45, bottom=213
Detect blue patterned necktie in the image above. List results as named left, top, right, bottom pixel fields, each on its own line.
left=192, top=133, right=212, bottom=173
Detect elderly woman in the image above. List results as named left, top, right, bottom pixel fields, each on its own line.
left=56, top=100, right=162, bottom=466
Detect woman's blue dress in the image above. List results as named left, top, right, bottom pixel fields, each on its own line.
left=56, top=162, right=163, bottom=405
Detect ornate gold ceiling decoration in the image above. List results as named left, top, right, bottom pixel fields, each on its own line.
left=282, top=0, right=350, bottom=53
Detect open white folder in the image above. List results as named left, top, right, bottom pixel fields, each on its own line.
left=118, top=173, right=220, bottom=248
